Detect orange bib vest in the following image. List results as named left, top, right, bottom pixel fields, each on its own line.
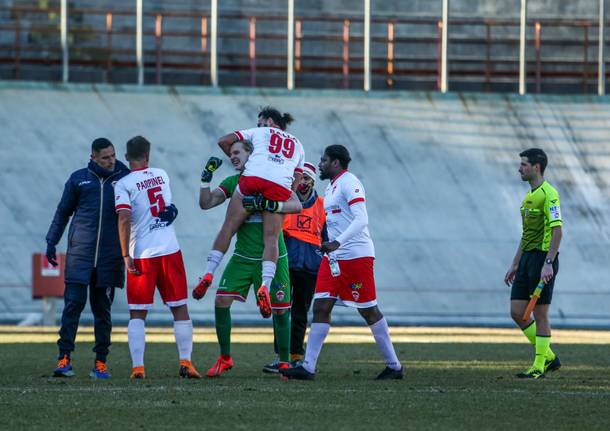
left=283, top=196, right=326, bottom=246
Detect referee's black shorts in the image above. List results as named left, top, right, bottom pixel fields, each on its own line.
left=510, top=250, right=558, bottom=305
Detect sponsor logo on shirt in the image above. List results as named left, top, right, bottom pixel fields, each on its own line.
left=326, top=205, right=341, bottom=215
left=78, top=180, right=92, bottom=186
left=267, top=154, right=285, bottom=165
left=149, top=219, right=168, bottom=232
left=296, top=215, right=312, bottom=229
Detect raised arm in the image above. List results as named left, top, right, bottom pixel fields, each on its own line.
left=218, top=133, right=239, bottom=157
left=199, top=156, right=226, bottom=209
left=200, top=188, right=228, bottom=210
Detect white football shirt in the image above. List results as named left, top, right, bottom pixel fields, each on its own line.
left=323, top=170, right=375, bottom=260
left=114, top=167, right=180, bottom=259
left=234, top=127, right=305, bottom=190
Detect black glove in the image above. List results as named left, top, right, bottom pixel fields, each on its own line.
left=201, top=157, right=223, bottom=184
left=46, top=242, right=58, bottom=267
left=158, top=204, right=178, bottom=226
left=242, top=194, right=280, bottom=213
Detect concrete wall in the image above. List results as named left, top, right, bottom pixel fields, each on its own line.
left=1, top=82, right=610, bottom=326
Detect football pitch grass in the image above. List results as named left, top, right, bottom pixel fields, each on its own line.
left=1, top=326, right=610, bottom=430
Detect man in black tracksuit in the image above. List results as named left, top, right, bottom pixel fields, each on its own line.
left=46, top=138, right=130, bottom=379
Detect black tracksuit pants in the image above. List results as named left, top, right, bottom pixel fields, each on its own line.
left=57, top=279, right=115, bottom=362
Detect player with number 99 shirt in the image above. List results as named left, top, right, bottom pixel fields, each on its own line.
left=199, top=106, right=304, bottom=320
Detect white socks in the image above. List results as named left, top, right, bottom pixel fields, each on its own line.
left=261, top=261, right=277, bottom=288
left=173, top=320, right=193, bottom=361
left=128, top=318, right=146, bottom=367
left=302, top=322, right=330, bottom=373
left=369, top=318, right=401, bottom=370
left=205, top=250, right=224, bottom=275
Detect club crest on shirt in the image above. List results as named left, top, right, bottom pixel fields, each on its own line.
left=276, top=290, right=285, bottom=301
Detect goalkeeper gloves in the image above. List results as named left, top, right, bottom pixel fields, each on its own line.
left=201, top=157, right=223, bottom=186
left=157, top=204, right=178, bottom=226
left=242, top=194, right=281, bottom=213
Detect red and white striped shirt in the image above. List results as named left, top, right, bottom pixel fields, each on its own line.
left=323, top=170, right=374, bottom=260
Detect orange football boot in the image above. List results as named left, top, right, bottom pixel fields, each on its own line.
left=179, top=360, right=202, bottom=379
left=193, top=273, right=213, bottom=300
left=130, top=366, right=146, bottom=379
left=256, top=284, right=272, bottom=318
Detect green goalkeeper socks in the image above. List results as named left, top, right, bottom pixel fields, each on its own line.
left=215, top=306, right=232, bottom=356
left=273, top=311, right=291, bottom=363
left=522, top=321, right=555, bottom=361
left=533, top=335, right=551, bottom=371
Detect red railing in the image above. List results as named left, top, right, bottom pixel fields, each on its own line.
left=0, top=4, right=605, bottom=92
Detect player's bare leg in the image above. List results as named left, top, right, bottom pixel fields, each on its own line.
left=358, top=306, right=403, bottom=380
left=256, top=211, right=284, bottom=318
left=510, top=300, right=531, bottom=328
left=196, top=193, right=251, bottom=300
left=282, top=192, right=303, bottom=213
left=169, top=305, right=200, bottom=378
left=208, top=296, right=235, bottom=377
left=128, top=310, right=147, bottom=379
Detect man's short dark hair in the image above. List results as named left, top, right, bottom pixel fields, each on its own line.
left=91, top=137, right=113, bottom=153
left=126, top=136, right=151, bottom=161
left=325, top=144, right=352, bottom=169
left=520, top=148, right=548, bottom=174
left=258, top=106, right=294, bottom=131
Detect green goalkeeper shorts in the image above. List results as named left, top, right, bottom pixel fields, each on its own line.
left=217, top=254, right=291, bottom=309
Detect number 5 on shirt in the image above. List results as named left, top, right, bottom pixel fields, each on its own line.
left=521, top=280, right=545, bottom=322
left=147, top=186, right=166, bottom=217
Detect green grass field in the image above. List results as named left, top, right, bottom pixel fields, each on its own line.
left=2, top=327, right=610, bottom=430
